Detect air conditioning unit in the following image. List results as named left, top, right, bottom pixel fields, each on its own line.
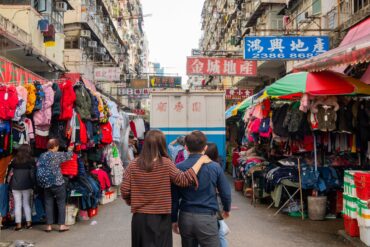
left=103, top=55, right=110, bottom=61
left=80, top=30, right=91, bottom=38
left=241, top=3, right=246, bottom=9
left=237, top=11, right=243, bottom=18
left=55, top=2, right=68, bottom=12
left=98, top=47, right=106, bottom=54
left=81, top=0, right=86, bottom=5
left=97, top=6, right=103, bottom=12
left=88, top=41, right=97, bottom=48
left=245, top=12, right=251, bottom=19
left=103, top=17, right=109, bottom=24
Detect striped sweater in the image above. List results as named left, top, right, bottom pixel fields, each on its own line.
left=121, top=157, right=198, bottom=215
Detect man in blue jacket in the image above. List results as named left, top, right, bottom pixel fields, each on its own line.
left=172, top=131, right=232, bottom=247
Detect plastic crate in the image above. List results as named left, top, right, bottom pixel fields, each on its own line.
left=344, top=215, right=360, bottom=237
left=360, top=226, right=370, bottom=247
left=355, top=172, right=370, bottom=201
left=100, top=189, right=117, bottom=205
left=357, top=199, right=370, bottom=227
left=343, top=194, right=357, bottom=219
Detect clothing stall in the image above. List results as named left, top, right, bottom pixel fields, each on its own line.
left=0, top=78, right=130, bottom=227
left=227, top=71, right=370, bottom=227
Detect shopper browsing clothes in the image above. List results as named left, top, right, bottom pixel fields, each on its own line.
left=121, top=130, right=211, bottom=247
left=168, top=136, right=189, bottom=164
left=205, top=143, right=231, bottom=247
left=171, top=131, right=232, bottom=247
left=36, top=139, right=74, bottom=232
left=7, top=144, right=36, bottom=231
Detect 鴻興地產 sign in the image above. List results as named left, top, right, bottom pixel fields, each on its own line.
left=244, top=36, right=329, bottom=60
left=187, top=57, right=257, bottom=76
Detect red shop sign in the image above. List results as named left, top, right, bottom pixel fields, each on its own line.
left=186, top=57, right=257, bottom=76
left=132, top=109, right=146, bottom=115
left=225, top=89, right=254, bottom=100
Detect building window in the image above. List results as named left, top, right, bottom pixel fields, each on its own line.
left=354, top=0, right=370, bottom=13
left=312, top=0, right=321, bottom=15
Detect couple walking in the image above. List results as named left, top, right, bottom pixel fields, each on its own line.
left=121, top=130, right=231, bottom=247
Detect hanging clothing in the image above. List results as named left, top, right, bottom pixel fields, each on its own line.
left=37, top=19, right=49, bottom=32
left=100, top=122, right=113, bottom=144
left=51, top=82, right=62, bottom=117
left=0, top=155, right=12, bottom=183
left=317, top=106, right=337, bottom=132
left=337, top=101, right=354, bottom=133
left=59, top=80, right=76, bottom=120
left=91, top=169, right=111, bottom=190
left=130, top=121, right=138, bottom=138
left=34, top=82, right=55, bottom=128
left=74, top=82, right=92, bottom=121
left=24, top=83, right=36, bottom=114
left=0, top=85, right=19, bottom=120
left=99, top=99, right=110, bottom=123
left=134, top=118, right=146, bottom=139
left=33, top=81, right=45, bottom=112
left=43, top=24, right=55, bottom=47
left=13, top=86, right=28, bottom=121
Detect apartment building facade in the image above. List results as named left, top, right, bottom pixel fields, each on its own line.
left=198, top=0, right=370, bottom=90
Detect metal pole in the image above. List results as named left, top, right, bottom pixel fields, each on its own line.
left=298, top=157, right=304, bottom=220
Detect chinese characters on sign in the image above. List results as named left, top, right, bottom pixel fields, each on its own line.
left=94, top=67, right=121, bottom=81
left=192, top=102, right=202, bottom=112
left=132, top=109, right=145, bottom=115
left=117, top=88, right=152, bottom=98
left=174, top=102, right=184, bottom=112
left=244, top=36, right=329, bottom=60
left=225, top=89, right=254, bottom=100
left=157, top=102, right=168, bottom=112
left=186, top=57, right=257, bottom=76
left=149, top=76, right=182, bottom=88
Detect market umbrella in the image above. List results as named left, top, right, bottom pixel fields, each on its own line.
left=266, top=71, right=370, bottom=98
left=231, top=96, right=253, bottom=116
left=225, top=104, right=239, bottom=119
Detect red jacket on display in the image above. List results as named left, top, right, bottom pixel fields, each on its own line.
left=0, top=85, right=19, bottom=120
left=129, top=121, right=137, bottom=138
left=91, top=168, right=111, bottom=190
left=60, top=153, right=78, bottom=176
left=59, top=80, right=76, bottom=120
left=77, top=114, right=88, bottom=145
left=100, top=122, right=113, bottom=144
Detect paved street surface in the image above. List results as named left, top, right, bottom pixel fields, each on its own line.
left=1, top=178, right=349, bottom=247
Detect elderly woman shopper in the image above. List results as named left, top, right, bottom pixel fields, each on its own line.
left=121, top=130, right=211, bottom=247
left=36, top=139, right=74, bottom=232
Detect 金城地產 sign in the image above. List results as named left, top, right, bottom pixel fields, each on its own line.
left=187, top=57, right=257, bottom=76
left=149, top=76, right=182, bottom=88
left=244, top=36, right=329, bottom=60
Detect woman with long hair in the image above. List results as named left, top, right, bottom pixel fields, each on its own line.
left=121, top=130, right=211, bottom=247
left=8, top=144, right=36, bottom=231
left=36, top=139, right=74, bottom=232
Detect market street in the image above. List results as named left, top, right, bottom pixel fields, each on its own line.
left=1, top=178, right=347, bottom=247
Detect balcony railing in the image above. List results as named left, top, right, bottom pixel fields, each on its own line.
left=0, top=12, right=31, bottom=45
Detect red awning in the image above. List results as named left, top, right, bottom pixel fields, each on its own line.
left=294, top=18, right=370, bottom=72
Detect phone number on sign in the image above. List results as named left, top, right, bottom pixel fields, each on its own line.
left=251, top=53, right=315, bottom=59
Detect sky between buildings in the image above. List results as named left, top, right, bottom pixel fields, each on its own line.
left=141, top=0, right=203, bottom=81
